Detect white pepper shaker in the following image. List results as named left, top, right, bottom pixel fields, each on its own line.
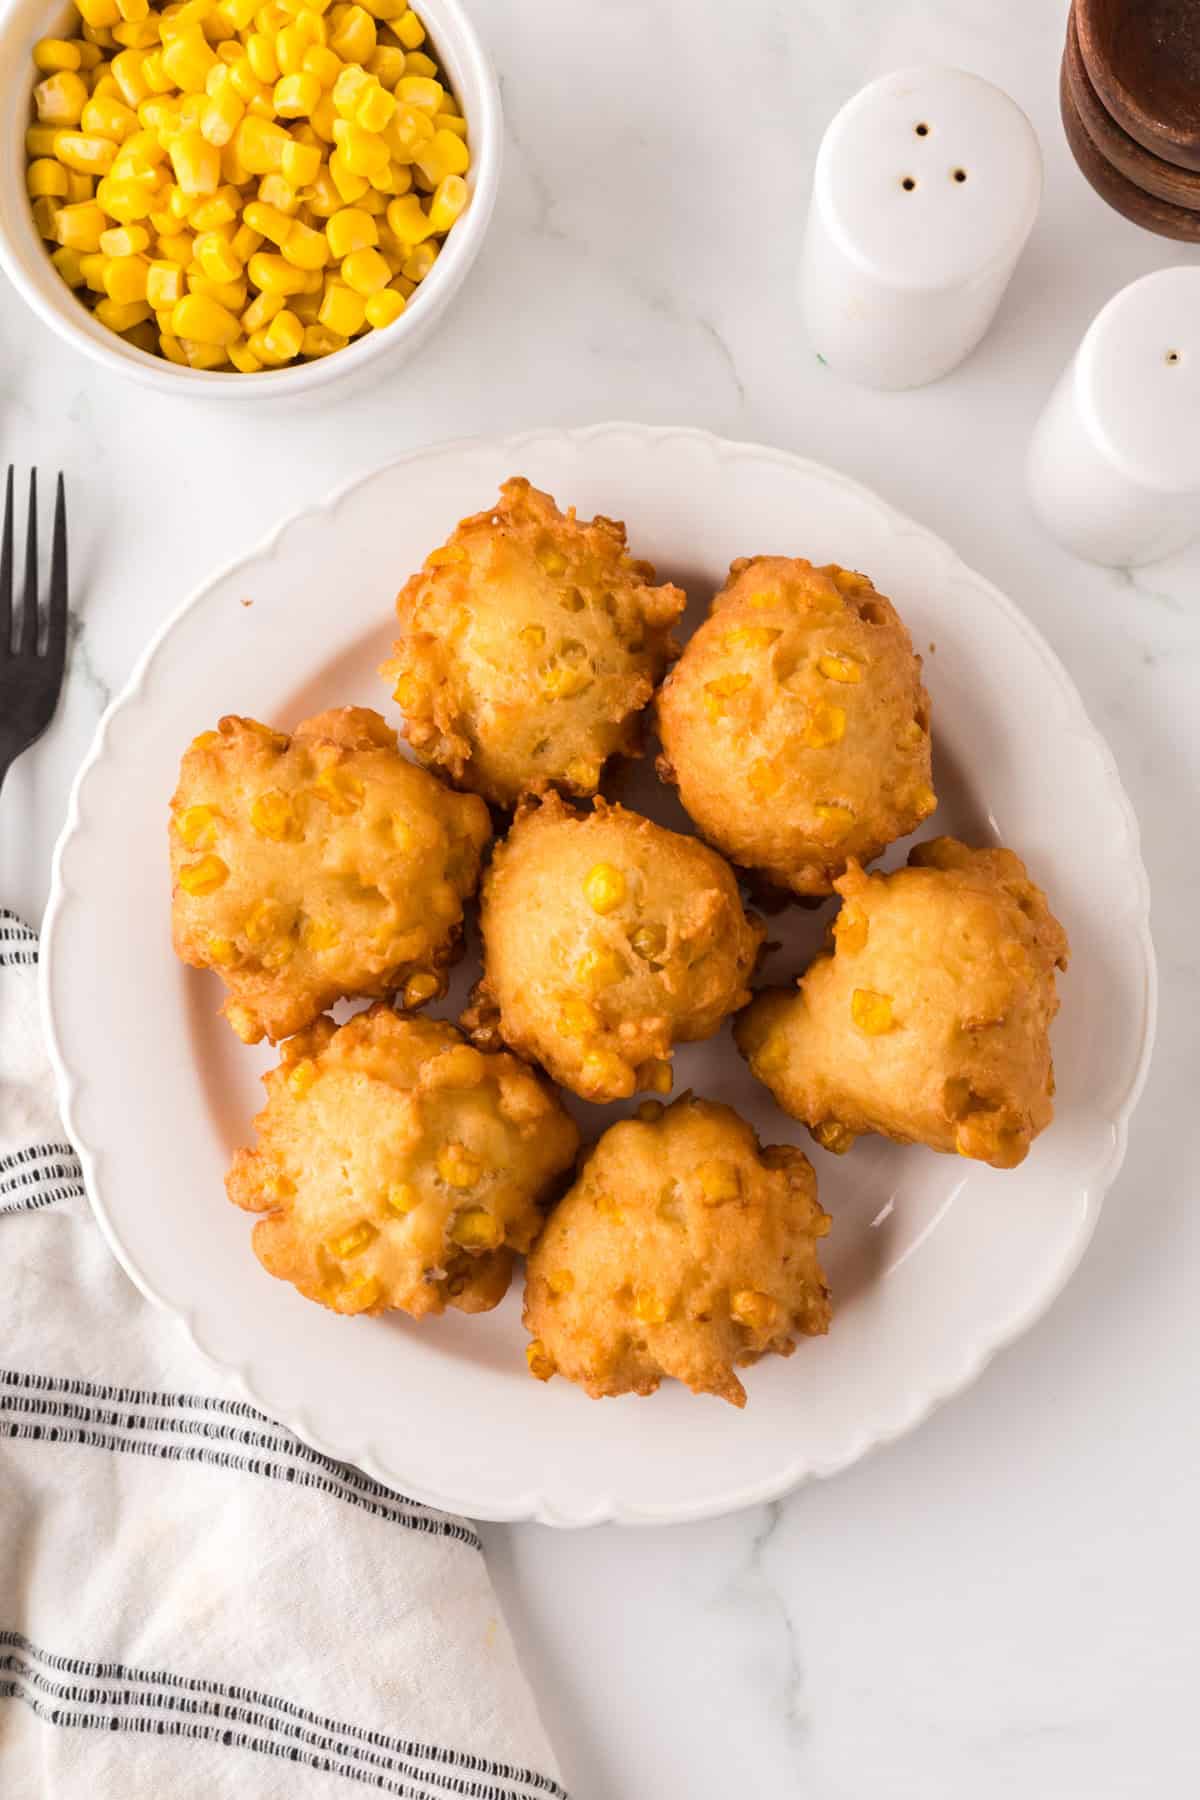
left=1027, top=266, right=1200, bottom=567
left=800, top=67, right=1042, bottom=390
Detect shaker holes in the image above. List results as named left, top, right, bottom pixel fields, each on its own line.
left=1166, top=349, right=1181, bottom=365
left=915, top=122, right=930, bottom=136
left=901, top=176, right=917, bottom=191
left=953, top=168, right=968, bottom=182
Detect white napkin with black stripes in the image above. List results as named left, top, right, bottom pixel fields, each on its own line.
left=0, top=910, right=566, bottom=1800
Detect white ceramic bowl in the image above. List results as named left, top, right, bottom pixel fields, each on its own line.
left=0, top=0, right=501, bottom=399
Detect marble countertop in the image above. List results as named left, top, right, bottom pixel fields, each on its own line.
left=4, top=0, right=1199, bottom=1793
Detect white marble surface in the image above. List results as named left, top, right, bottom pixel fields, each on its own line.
left=3, top=0, right=1199, bottom=1794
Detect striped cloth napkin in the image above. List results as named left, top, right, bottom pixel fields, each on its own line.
left=0, top=911, right=567, bottom=1800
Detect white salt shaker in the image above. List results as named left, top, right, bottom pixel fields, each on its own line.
left=1027, top=266, right=1200, bottom=567
left=800, top=67, right=1042, bottom=390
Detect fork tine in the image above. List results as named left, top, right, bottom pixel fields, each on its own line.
left=46, top=474, right=68, bottom=674
left=18, top=468, right=38, bottom=658
left=0, top=466, right=12, bottom=654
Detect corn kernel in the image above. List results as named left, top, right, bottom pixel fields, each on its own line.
left=851, top=988, right=895, bottom=1035
left=384, top=191, right=432, bottom=243
left=298, top=322, right=343, bottom=355
left=643, top=1058, right=673, bottom=1095
left=195, top=229, right=244, bottom=282
left=724, top=625, right=780, bottom=652
left=328, top=147, right=369, bottom=199
left=817, top=651, right=862, bottom=683
left=329, top=4, right=376, bottom=63
left=35, top=70, right=90, bottom=125
left=812, top=1119, right=855, bottom=1154
left=171, top=292, right=241, bottom=345
left=99, top=221, right=148, bottom=255
left=81, top=94, right=138, bottom=140
left=247, top=250, right=307, bottom=293
left=386, top=1182, right=417, bottom=1215
left=56, top=131, right=118, bottom=174
left=301, top=914, right=339, bottom=952
left=367, top=45, right=406, bottom=86
left=327, top=1219, right=377, bottom=1259
left=449, top=1206, right=501, bottom=1250
left=51, top=245, right=86, bottom=287
left=34, top=37, right=84, bottom=74
left=176, top=802, right=221, bottom=847
left=178, top=853, right=229, bottom=895
left=750, top=1034, right=789, bottom=1078
left=696, top=1159, right=739, bottom=1203
left=248, top=788, right=298, bottom=840
left=396, top=73, right=441, bottom=112
left=31, top=197, right=60, bottom=238
left=27, top=159, right=70, bottom=200
left=427, top=172, right=466, bottom=232
left=813, top=802, right=855, bottom=841
left=404, top=50, right=438, bottom=79
left=76, top=0, right=121, bottom=26
left=282, top=218, right=329, bottom=267
left=317, top=280, right=365, bottom=334
left=225, top=338, right=260, bottom=372
left=235, top=113, right=290, bottom=173
left=402, top=970, right=439, bottom=1009
left=163, top=29, right=218, bottom=96
left=355, top=80, right=395, bottom=133
left=336, top=1272, right=381, bottom=1313
left=312, top=761, right=363, bottom=811
left=525, top=1339, right=555, bottom=1382
left=364, top=286, right=404, bottom=328
left=558, top=998, right=599, bottom=1037
left=399, top=239, right=435, bottom=281
left=414, top=125, right=467, bottom=186
left=630, top=922, right=666, bottom=963
left=287, top=1057, right=318, bottom=1097
left=55, top=201, right=107, bottom=251
left=802, top=702, right=846, bottom=748
left=540, top=662, right=591, bottom=700
left=634, top=1288, right=669, bottom=1326
left=833, top=907, right=868, bottom=954
left=731, top=1289, right=779, bottom=1333
left=437, top=1143, right=483, bottom=1190
left=103, top=253, right=149, bottom=302
left=275, top=70, right=322, bottom=116
left=170, top=127, right=220, bottom=194
left=546, top=1269, right=574, bottom=1297
left=204, top=933, right=238, bottom=966
left=325, top=203, right=376, bottom=256
left=574, top=944, right=626, bottom=990
left=583, top=863, right=625, bottom=915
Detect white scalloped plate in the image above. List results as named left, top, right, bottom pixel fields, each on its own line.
left=42, top=425, right=1155, bottom=1527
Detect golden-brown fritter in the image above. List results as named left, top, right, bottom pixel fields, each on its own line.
left=169, top=707, right=491, bottom=1045
left=380, top=477, right=686, bottom=808
left=462, top=792, right=765, bottom=1103
left=656, top=556, right=934, bottom=896
left=523, top=1095, right=831, bottom=1406
left=226, top=1007, right=581, bottom=1319
left=736, top=838, right=1070, bottom=1169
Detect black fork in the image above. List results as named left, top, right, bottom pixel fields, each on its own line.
left=0, top=469, right=68, bottom=797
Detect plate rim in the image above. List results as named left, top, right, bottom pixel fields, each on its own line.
left=40, top=422, right=1159, bottom=1526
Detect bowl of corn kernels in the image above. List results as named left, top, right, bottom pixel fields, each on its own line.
left=0, top=0, right=500, bottom=393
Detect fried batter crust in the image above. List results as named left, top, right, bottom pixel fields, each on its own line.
left=523, top=1095, right=831, bottom=1406
left=169, top=707, right=491, bottom=1044
left=462, top=792, right=765, bottom=1103
left=656, top=556, right=934, bottom=895
left=226, top=1006, right=581, bottom=1319
left=381, top=477, right=686, bottom=807
left=736, top=838, right=1070, bottom=1169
